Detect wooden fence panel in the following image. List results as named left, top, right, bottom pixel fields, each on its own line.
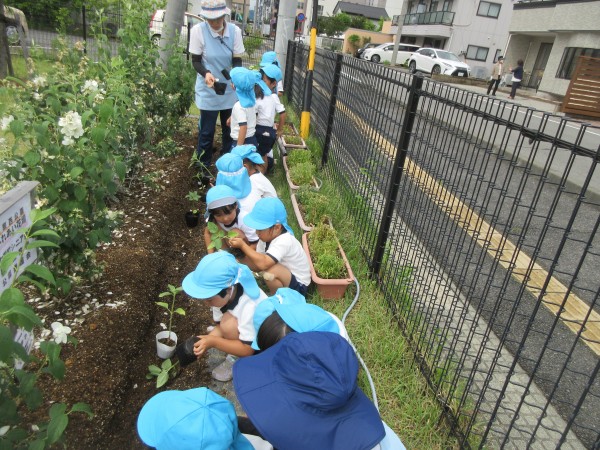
left=561, top=56, right=600, bottom=119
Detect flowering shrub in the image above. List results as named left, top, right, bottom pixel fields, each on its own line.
left=0, top=0, right=194, bottom=288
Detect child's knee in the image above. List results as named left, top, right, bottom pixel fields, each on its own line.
left=219, top=313, right=240, bottom=340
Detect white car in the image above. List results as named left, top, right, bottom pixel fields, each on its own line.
left=149, top=10, right=204, bottom=46
left=3, top=6, right=29, bottom=46
left=408, top=48, right=471, bottom=77
left=362, top=42, right=420, bottom=65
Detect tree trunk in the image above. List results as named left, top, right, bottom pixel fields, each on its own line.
left=0, top=0, right=9, bottom=79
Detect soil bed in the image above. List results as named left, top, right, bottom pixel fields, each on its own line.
left=32, top=124, right=214, bottom=449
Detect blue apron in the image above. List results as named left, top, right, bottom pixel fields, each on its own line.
left=194, top=23, right=238, bottom=111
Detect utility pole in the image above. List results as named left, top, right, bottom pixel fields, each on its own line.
left=274, top=0, right=296, bottom=78
left=158, top=0, right=187, bottom=69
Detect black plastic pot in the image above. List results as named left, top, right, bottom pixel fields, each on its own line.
left=185, top=211, right=200, bottom=228
left=175, top=336, right=200, bottom=367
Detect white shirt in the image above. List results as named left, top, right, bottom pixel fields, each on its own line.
left=219, top=209, right=259, bottom=243
left=250, top=172, right=277, bottom=198
left=212, top=289, right=268, bottom=342
left=189, top=21, right=244, bottom=56
left=231, top=102, right=256, bottom=140
left=257, top=232, right=311, bottom=286
left=239, top=190, right=262, bottom=215
left=256, top=93, right=285, bottom=127
left=277, top=79, right=284, bottom=94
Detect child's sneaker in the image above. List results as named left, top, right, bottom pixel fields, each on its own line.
left=212, top=354, right=237, bottom=382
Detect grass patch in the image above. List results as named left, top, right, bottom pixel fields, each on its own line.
left=270, top=110, right=458, bottom=449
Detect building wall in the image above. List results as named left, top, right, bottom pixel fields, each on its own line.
left=342, top=28, right=393, bottom=53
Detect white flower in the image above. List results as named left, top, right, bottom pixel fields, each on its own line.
left=58, top=111, right=84, bottom=145
left=51, top=321, right=71, bottom=344
left=1, top=115, right=14, bottom=131
left=81, top=79, right=99, bottom=95
left=32, top=76, right=47, bottom=90
left=33, top=92, right=42, bottom=101
left=94, top=92, right=105, bottom=104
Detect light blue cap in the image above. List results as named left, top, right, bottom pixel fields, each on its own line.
left=216, top=153, right=252, bottom=200
left=243, top=197, right=293, bottom=235
left=251, top=288, right=340, bottom=350
left=257, top=79, right=273, bottom=96
left=259, top=51, right=280, bottom=67
left=232, top=144, right=264, bottom=165
left=182, top=252, right=260, bottom=300
left=137, top=387, right=254, bottom=450
left=261, top=64, right=282, bottom=82
left=230, top=67, right=260, bottom=108
left=204, top=185, right=238, bottom=219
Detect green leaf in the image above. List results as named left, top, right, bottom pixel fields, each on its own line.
left=30, top=208, right=57, bottom=224
left=10, top=119, right=25, bottom=137
left=47, top=404, right=68, bottom=444
left=155, top=301, right=169, bottom=309
left=24, top=264, right=56, bottom=285
left=158, top=292, right=170, bottom=298
left=91, top=127, right=107, bottom=146
left=0, top=251, right=20, bottom=276
left=207, top=222, right=219, bottom=233
left=16, top=275, right=46, bottom=292
left=69, top=166, right=84, bottom=179
left=30, top=229, right=60, bottom=239
left=43, top=165, right=60, bottom=181
left=74, top=185, right=87, bottom=201
left=25, top=240, right=59, bottom=249
left=28, top=439, right=46, bottom=450
left=24, top=151, right=41, bottom=167
left=114, top=161, right=126, bottom=180
left=81, top=110, right=94, bottom=127
left=0, top=288, right=25, bottom=311
left=148, top=365, right=161, bottom=375
left=99, top=103, right=114, bottom=122
left=161, top=358, right=173, bottom=370
left=174, top=308, right=186, bottom=316
left=70, top=403, right=94, bottom=418
left=157, top=371, right=169, bottom=388
left=0, top=325, right=13, bottom=360
left=3, top=305, right=42, bottom=330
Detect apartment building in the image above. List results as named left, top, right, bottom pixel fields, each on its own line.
left=505, top=0, right=600, bottom=97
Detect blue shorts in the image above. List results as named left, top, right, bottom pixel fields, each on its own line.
left=288, top=274, right=308, bottom=296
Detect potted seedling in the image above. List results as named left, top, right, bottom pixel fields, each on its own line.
left=155, top=284, right=185, bottom=359
left=185, top=190, right=201, bottom=228
left=302, top=221, right=355, bottom=300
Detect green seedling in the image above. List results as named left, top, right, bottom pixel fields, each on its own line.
left=156, top=284, right=185, bottom=345
left=206, top=222, right=238, bottom=250
left=147, top=358, right=179, bottom=388
left=186, top=190, right=201, bottom=214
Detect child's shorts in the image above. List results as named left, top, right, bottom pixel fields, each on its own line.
left=288, top=273, right=308, bottom=297
left=230, top=135, right=258, bottom=153
left=255, top=125, right=276, bottom=156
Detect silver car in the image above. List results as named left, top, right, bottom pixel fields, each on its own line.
left=149, top=10, right=204, bottom=46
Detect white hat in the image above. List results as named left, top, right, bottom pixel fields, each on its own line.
left=200, top=0, right=231, bottom=20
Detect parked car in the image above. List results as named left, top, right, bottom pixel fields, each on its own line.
left=408, top=48, right=471, bottom=77
left=3, top=5, right=29, bottom=46
left=354, top=42, right=377, bottom=58
left=149, top=10, right=204, bottom=46
left=362, top=42, right=420, bottom=65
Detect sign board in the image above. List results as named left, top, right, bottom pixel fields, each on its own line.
left=0, top=181, right=39, bottom=369
left=297, top=13, right=306, bottom=22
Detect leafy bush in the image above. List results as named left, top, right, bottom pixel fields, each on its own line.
left=297, top=187, right=330, bottom=225
left=308, top=222, right=347, bottom=279
left=243, top=35, right=263, bottom=57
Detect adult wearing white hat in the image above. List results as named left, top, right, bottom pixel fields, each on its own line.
left=190, top=0, right=245, bottom=171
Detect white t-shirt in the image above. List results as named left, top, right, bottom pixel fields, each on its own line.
left=277, top=79, right=284, bottom=94
left=257, top=232, right=311, bottom=286
left=250, top=172, right=277, bottom=198
left=328, top=313, right=350, bottom=342
left=212, top=288, right=268, bottom=343
left=245, top=434, right=273, bottom=450
left=239, top=190, right=262, bottom=215
left=189, top=22, right=245, bottom=56
left=231, top=102, right=256, bottom=140
left=219, top=209, right=259, bottom=243
left=256, top=93, right=285, bottom=127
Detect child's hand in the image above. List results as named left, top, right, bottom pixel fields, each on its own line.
left=205, top=73, right=215, bottom=88
left=228, top=236, right=245, bottom=249
left=226, top=117, right=231, bottom=127
left=193, top=335, right=213, bottom=356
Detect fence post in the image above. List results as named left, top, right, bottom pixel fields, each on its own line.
left=322, top=52, right=344, bottom=166
left=81, top=5, right=87, bottom=55
left=370, top=73, right=423, bottom=276
left=285, top=40, right=295, bottom=103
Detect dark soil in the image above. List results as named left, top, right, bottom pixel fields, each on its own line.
left=34, top=123, right=216, bottom=449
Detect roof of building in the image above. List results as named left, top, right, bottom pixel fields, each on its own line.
left=332, top=1, right=389, bottom=20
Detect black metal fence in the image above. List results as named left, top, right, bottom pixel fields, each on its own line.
left=286, top=41, right=600, bottom=449
left=7, top=5, right=274, bottom=69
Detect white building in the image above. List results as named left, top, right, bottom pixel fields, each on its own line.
left=505, top=0, right=600, bottom=97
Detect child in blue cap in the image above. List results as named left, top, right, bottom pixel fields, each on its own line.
left=233, top=332, right=406, bottom=450
left=229, top=198, right=310, bottom=295
left=182, top=252, right=268, bottom=381
left=137, top=387, right=272, bottom=449
left=250, top=287, right=349, bottom=351
left=216, top=153, right=261, bottom=214
left=228, top=67, right=260, bottom=152
left=232, top=145, right=277, bottom=198
left=259, top=51, right=283, bottom=97
left=203, top=185, right=259, bottom=254
left=255, top=64, right=286, bottom=172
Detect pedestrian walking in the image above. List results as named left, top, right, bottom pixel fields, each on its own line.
left=487, top=55, right=504, bottom=96
left=508, top=59, right=524, bottom=100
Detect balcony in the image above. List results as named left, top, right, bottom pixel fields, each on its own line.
left=403, top=11, right=455, bottom=26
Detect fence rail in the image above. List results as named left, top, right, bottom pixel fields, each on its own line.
left=286, top=41, right=600, bottom=449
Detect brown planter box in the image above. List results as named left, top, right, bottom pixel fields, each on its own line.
left=282, top=156, right=322, bottom=192
left=279, top=123, right=307, bottom=149
left=291, top=193, right=314, bottom=232
left=302, top=233, right=355, bottom=300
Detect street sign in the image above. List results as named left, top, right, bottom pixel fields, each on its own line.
left=297, top=13, right=306, bottom=22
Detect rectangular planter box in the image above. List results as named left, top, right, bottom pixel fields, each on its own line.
left=282, top=156, right=322, bottom=192
left=302, top=232, right=355, bottom=300
left=291, top=192, right=314, bottom=232
left=279, top=123, right=307, bottom=149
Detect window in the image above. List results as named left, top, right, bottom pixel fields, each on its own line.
left=317, top=5, right=323, bottom=15
left=297, top=2, right=304, bottom=9
left=407, top=1, right=414, bottom=13
left=466, top=45, right=489, bottom=62
left=442, top=0, right=453, bottom=11
left=429, top=1, right=439, bottom=11
left=494, top=49, right=502, bottom=63
left=556, top=47, right=600, bottom=79
left=477, top=1, right=501, bottom=18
